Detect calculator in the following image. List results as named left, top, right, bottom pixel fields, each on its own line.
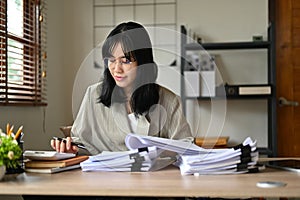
left=23, top=150, right=76, bottom=161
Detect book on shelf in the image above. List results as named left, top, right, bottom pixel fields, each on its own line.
left=25, top=155, right=89, bottom=168
left=238, top=85, right=271, bottom=95
left=217, top=84, right=272, bottom=97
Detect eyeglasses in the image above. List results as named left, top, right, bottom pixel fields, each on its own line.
left=104, top=56, right=135, bottom=68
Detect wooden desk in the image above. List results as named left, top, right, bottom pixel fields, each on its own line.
left=0, top=167, right=300, bottom=198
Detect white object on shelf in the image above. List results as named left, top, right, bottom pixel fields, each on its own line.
left=200, top=71, right=216, bottom=97
left=199, top=54, right=217, bottom=97
left=184, top=71, right=200, bottom=97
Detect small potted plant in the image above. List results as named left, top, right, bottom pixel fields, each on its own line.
left=0, top=128, right=23, bottom=180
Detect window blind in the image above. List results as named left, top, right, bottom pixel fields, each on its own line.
left=0, top=0, right=47, bottom=106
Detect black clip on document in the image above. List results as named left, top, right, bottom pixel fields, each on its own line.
left=53, top=137, right=87, bottom=150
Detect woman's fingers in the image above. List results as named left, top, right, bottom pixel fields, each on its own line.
left=50, top=139, right=56, bottom=150
left=50, top=137, right=79, bottom=154
left=66, top=137, right=72, bottom=150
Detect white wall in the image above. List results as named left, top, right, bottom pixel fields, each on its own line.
left=0, top=0, right=268, bottom=150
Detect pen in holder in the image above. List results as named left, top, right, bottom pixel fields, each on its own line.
left=17, top=133, right=25, bottom=172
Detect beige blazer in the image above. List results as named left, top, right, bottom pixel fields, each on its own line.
left=71, top=82, right=192, bottom=155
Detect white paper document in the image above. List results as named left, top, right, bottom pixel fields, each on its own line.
left=80, top=134, right=259, bottom=175
left=125, top=133, right=225, bottom=155
left=80, top=146, right=176, bottom=172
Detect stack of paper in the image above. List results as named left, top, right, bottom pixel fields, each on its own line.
left=80, top=146, right=176, bottom=172
left=174, top=137, right=259, bottom=175
left=80, top=134, right=258, bottom=175
left=125, top=134, right=259, bottom=175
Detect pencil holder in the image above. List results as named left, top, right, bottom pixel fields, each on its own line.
left=18, top=139, right=25, bottom=171
left=5, top=139, right=25, bottom=175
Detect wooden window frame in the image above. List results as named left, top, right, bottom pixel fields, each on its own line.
left=0, top=0, right=47, bottom=106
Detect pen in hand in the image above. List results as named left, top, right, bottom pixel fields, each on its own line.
left=52, top=137, right=87, bottom=150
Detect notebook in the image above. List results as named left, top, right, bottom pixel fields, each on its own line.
left=25, top=155, right=89, bottom=168
left=25, top=164, right=81, bottom=174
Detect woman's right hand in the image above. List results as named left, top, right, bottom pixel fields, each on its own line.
left=50, top=137, right=79, bottom=154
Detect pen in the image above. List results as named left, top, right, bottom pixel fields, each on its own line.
left=52, top=137, right=87, bottom=150
left=14, top=125, right=23, bottom=140
left=8, top=125, right=14, bottom=136
left=6, top=123, right=10, bottom=135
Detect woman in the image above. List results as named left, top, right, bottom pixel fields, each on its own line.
left=51, top=21, right=192, bottom=155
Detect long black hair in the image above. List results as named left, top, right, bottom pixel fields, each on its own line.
left=99, top=21, right=159, bottom=116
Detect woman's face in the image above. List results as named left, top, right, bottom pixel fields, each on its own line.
left=107, top=43, right=138, bottom=94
